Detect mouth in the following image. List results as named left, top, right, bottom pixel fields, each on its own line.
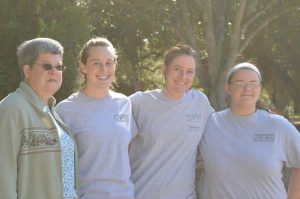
left=176, top=81, right=186, bottom=85
left=241, top=95, right=252, bottom=97
left=96, top=75, right=109, bottom=80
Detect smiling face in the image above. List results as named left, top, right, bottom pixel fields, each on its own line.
left=23, top=53, right=63, bottom=104
left=80, top=46, right=116, bottom=93
left=163, top=55, right=196, bottom=99
left=226, top=69, right=262, bottom=114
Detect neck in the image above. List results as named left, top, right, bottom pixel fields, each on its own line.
left=82, top=86, right=109, bottom=99
left=230, top=105, right=256, bottom=116
left=24, top=80, right=50, bottom=105
left=162, top=87, right=184, bottom=100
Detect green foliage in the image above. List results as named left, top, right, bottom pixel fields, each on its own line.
left=0, top=0, right=90, bottom=102
left=289, top=114, right=300, bottom=122
left=0, top=0, right=299, bottom=115
left=244, top=0, right=300, bottom=114
left=0, top=0, right=38, bottom=97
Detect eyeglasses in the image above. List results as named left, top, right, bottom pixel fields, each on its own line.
left=34, top=62, right=66, bottom=71
left=229, top=81, right=261, bottom=89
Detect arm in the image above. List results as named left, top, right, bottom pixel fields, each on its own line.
left=280, top=116, right=300, bottom=199
left=195, top=148, right=204, bottom=199
left=287, top=168, right=300, bottom=199
left=0, top=109, right=20, bottom=199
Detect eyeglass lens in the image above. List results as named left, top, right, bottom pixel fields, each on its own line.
left=35, top=63, right=65, bottom=71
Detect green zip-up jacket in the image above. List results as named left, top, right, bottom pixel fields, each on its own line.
left=0, top=81, right=79, bottom=199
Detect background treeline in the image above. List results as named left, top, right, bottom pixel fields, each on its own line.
left=1, top=0, right=300, bottom=115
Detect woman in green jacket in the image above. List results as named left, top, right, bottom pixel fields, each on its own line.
left=0, top=38, right=79, bottom=199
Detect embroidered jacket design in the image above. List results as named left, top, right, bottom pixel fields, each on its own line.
left=20, top=127, right=60, bottom=154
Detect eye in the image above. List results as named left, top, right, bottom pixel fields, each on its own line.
left=92, top=61, right=101, bottom=66
left=42, top=63, right=53, bottom=70
left=55, top=65, right=65, bottom=71
left=105, top=61, right=115, bottom=67
left=187, top=70, right=195, bottom=74
left=230, top=81, right=245, bottom=87
left=236, top=82, right=245, bottom=87
left=250, top=82, right=259, bottom=86
left=249, top=82, right=260, bottom=88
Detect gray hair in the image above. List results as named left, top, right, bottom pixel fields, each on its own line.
left=17, top=38, right=64, bottom=79
left=227, top=62, right=262, bottom=83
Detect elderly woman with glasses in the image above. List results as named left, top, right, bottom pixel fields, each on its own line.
left=199, top=62, right=300, bottom=199
left=0, top=38, right=79, bottom=199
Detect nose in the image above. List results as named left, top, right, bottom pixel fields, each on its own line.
left=244, top=83, right=251, bottom=89
left=179, top=71, right=187, bottom=79
left=97, top=63, right=107, bottom=71
left=242, top=84, right=253, bottom=91
left=48, top=67, right=57, bottom=74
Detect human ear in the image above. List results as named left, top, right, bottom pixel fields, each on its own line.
left=160, top=64, right=167, bottom=77
left=79, top=62, right=87, bottom=74
left=23, top=64, right=31, bottom=79
left=225, top=83, right=230, bottom=95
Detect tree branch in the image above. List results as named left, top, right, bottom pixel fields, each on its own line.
left=239, top=9, right=287, bottom=54
left=225, top=0, right=246, bottom=69
left=241, top=0, right=276, bottom=35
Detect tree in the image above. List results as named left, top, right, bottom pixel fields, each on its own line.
left=0, top=0, right=40, bottom=98
left=85, top=0, right=178, bottom=95
left=253, top=1, right=300, bottom=114
left=1, top=0, right=299, bottom=115
left=165, top=0, right=293, bottom=110
left=0, top=0, right=90, bottom=101
left=202, top=0, right=293, bottom=110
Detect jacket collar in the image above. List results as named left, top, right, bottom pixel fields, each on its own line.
left=17, top=81, right=56, bottom=111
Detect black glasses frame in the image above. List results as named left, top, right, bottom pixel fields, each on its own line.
left=34, top=62, right=66, bottom=71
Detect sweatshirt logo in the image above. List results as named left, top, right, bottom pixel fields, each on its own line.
left=186, top=113, right=202, bottom=132
left=186, top=113, right=202, bottom=122
left=253, top=134, right=275, bottom=142
left=114, top=114, right=129, bottom=123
